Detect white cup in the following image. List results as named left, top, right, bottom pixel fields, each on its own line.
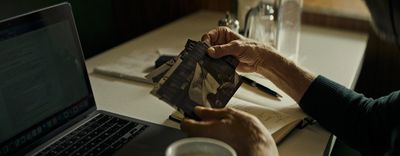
left=165, top=137, right=237, bottom=156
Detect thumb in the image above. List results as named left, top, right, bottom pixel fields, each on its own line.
left=194, top=106, right=229, bottom=120
left=207, top=40, right=243, bottom=59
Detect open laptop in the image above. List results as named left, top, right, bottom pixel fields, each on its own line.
left=0, top=3, right=186, bottom=156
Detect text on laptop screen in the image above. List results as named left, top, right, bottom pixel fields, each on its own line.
left=0, top=14, right=93, bottom=154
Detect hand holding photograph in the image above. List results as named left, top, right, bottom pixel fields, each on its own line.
left=146, top=39, right=242, bottom=119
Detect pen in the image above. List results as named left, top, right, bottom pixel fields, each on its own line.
left=240, top=76, right=282, bottom=98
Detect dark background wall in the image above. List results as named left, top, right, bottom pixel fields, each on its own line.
left=0, top=0, right=118, bottom=58
left=0, top=0, right=232, bottom=58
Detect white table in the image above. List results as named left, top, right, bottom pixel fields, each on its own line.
left=85, top=11, right=368, bottom=156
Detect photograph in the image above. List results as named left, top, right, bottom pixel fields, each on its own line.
left=151, top=39, right=242, bottom=118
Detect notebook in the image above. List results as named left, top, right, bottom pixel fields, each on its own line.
left=232, top=73, right=309, bottom=143
left=0, top=3, right=185, bottom=156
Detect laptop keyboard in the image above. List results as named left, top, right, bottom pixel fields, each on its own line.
left=36, top=114, right=148, bottom=156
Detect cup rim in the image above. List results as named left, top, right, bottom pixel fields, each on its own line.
left=166, top=137, right=237, bottom=156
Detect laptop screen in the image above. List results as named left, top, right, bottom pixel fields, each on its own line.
left=0, top=3, right=95, bottom=155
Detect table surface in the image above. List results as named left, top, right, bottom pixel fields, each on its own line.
left=85, top=11, right=368, bottom=156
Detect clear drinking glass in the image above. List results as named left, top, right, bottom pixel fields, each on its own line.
left=276, top=0, right=302, bottom=63
left=243, top=0, right=303, bottom=63
left=244, top=0, right=278, bottom=47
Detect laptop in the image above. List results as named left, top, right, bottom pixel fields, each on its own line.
left=0, top=3, right=186, bottom=156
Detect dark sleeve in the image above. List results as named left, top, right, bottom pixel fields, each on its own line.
left=299, top=76, right=400, bottom=155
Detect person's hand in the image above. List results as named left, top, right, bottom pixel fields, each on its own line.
left=201, top=26, right=278, bottom=73
left=201, top=26, right=244, bottom=46
left=201, top=27, right=316, bottom=102
left=181, top=106, right=279, bottom=156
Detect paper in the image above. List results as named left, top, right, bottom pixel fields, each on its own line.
left=227, top=97, right=299, bottom=134
left=234, top=73, right=306, bottom=119
left=93, top=51, right=159, bottom=83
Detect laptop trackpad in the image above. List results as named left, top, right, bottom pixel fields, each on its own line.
left=113, top=124, right=186, bottom=156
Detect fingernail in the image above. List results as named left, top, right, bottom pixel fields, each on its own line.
left=208, top=47, right=215, bottom=54
left=194, top=106, right=206, bottom=110
left=182, top=118, right=196, bottom=124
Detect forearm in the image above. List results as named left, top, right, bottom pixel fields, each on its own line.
left=256, top=49, right=316, bottom=102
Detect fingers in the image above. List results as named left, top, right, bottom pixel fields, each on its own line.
left=181, top=107, right=259, bottom=137
left=181, top=106, right=234, bottom=136
left=180, top=118, right=216, bottom=137
left=201, top=27, right=229, bottom=45
left=207, top=40, right=244, bottom=58
left=194, top=106, right=229, bottom=120
left=201, top=32, right=212, bottom=45
left=237, top=63, right=256, bottom=73
left=201, top=26, right=241, bottom=46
